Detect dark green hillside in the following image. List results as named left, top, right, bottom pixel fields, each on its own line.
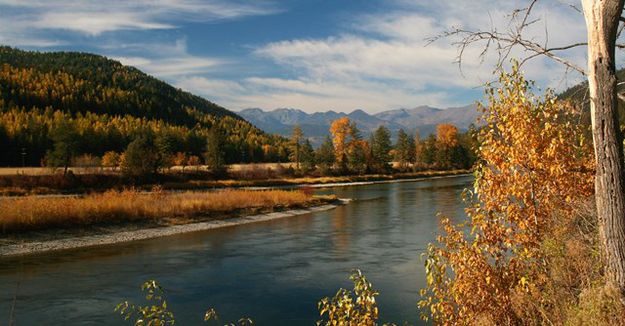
left=0, top=46, right=288, bottom=166
left=558, top=68, right=625, bottom=126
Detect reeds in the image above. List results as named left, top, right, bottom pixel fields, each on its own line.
left=0, top=188, right=317, bottom=232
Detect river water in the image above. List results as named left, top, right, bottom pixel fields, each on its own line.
left=0, top=175, right=471, bottom=325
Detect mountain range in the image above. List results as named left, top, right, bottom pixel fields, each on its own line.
left=239, top=104, right=480, bottom=144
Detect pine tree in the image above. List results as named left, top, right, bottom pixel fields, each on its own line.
left=300, top=139, right=316, bottom=173
left=394, top=129, right=412, bottom=171
left=371, top=126, right=392, bottom=173
left=315, top=136, right=336, bottom=176
left=204, top=126, right=226, bottom=176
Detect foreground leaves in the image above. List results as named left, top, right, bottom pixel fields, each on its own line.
left=418, top=63, right=594, bottom=325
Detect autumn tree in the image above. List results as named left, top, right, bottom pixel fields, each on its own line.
left=317, top=270, right=381, bottom=326
left=101, top=151, right=121, bottom=170
left=289, top=125, right=304, bottom=170
left=420, top=66, right=594, bottom=324
left=435, top=124, right=461, bottom=169
left=172, top=152, right=188, bottom=171
left=431, top=0, right=625, bottom=296
left=330, top=117, right=352, bottom=171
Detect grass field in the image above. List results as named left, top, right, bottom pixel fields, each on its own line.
left=0, top=188, right=332, bottom=233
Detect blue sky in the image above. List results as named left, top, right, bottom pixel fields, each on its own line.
left=0, top=0, right=589, bottom=113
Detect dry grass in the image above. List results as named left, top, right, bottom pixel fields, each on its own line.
left=0, top=188, right=328, bottom=233
left=507, top=198, right=625, bottom=325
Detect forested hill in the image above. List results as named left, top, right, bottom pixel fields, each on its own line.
left=558, top=68, right=625, bottom=125
left=0, top=46, right=288, bottom=166
left=0, top=46, right=240, bottom=126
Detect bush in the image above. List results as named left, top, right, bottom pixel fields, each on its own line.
left=121, top=136, right=161, bottom=177
left=419, top=65, right=597, bottom=324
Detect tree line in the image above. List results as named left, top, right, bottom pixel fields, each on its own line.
left=0, top=47, right=290, bottom=167
left=0, top=107, right=290, bottom=168
left=287, top=117, right=477, bottom=176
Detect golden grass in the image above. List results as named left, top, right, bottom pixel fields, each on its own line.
left=0, top=188, right=325, bottom=232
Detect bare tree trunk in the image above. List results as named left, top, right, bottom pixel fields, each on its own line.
left=582, top=0, right=625, bottom=296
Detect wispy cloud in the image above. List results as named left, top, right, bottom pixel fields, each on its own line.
left=114, top=55, right=223, bottom=77
left=242, top=0, right=589, bottom=112
left=0, top=0, right=594, bottom=113
left=0, top=0, right=280, bottom=36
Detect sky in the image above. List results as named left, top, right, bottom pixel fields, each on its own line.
left=0, top=0, right=592, bottom=113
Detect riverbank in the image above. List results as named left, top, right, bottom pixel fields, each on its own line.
left=0, top=188, right=336, bottom=232
left=0, top=199, right=347, bottom=257
left=0, top=168, right=471, bottom=196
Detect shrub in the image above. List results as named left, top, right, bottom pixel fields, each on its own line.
left=101, top=151, right=121, bottom=169
left=116, top=280, right=252, bottom=326
left=121, top=136, right=161, bottom=177
left=419, top=64, right=596, bottom=324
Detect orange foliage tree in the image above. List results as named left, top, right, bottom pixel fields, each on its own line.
left=436, top=124, right=459, bottom=147
left=419, top=65, right=594, bottom=324
left=330, top=117, right=353, bottom=166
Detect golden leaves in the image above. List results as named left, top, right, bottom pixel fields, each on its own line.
left=419, top=64, right=594, bottom=325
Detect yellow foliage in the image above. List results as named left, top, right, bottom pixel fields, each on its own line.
left=419, top=64, right=594, bottom=325
left=330, top=117, right=352, bottom=164
left=317, top=270, right=381, bottom=326
left=0, top=189, right=316, bottom=232
left=436, top=124, right=459, bottom=147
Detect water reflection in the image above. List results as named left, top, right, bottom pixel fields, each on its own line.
left=0, top=175, right=471, bottom=325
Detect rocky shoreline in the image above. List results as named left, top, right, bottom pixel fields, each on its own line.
left=0, top=200, right=349, bottom=257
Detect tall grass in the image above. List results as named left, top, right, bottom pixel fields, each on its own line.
left=509, top=198, right=625, bottom=324
left=0, top=189, right=320, bottom=232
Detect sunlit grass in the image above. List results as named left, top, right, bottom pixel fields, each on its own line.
left=0, top=189, right=326, bottom=232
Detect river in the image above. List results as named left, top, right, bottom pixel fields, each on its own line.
left=0, top=175, right=471, bottom=325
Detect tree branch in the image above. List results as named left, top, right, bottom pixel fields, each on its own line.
left=427, top=0, right=587, bottom=77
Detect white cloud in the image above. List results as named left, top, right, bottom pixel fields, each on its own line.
left=109, top=38, right=226, bottom=77
left=176, top=77, right=246, bottom=100
left=0, top=0, right=279, bottom=36
left=114, top=56, right=223, bottom=77
left=0, top=0, right=598, bottom=113
left=244, top=0, right=590, bottom=112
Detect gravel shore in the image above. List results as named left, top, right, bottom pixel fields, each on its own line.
left=0, top=200, right=348, bottom=257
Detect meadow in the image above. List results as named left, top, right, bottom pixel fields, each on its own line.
left=0, top=188, right=332, bottom=233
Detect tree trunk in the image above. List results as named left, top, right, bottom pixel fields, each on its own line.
left=582, top=0, right=625, bottom=296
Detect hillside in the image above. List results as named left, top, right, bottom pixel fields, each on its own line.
left=557, top=68, right=625, bottom=126
left=0, top=46, right=288, bottom=166
left=239, top=104, right=479, bottom=145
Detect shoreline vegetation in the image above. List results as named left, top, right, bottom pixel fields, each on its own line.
left=0, top=198, right=346, bottom=258
left=0, top=188, right=343, bottom=256
left=0, top=173, right=469, bottom=257
left=0, top=188, right=337, bottom=234
left=0, top=167, right=470, bottom=196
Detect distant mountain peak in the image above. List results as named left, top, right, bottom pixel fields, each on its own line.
left=239, top=104, right=480, bottom=146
